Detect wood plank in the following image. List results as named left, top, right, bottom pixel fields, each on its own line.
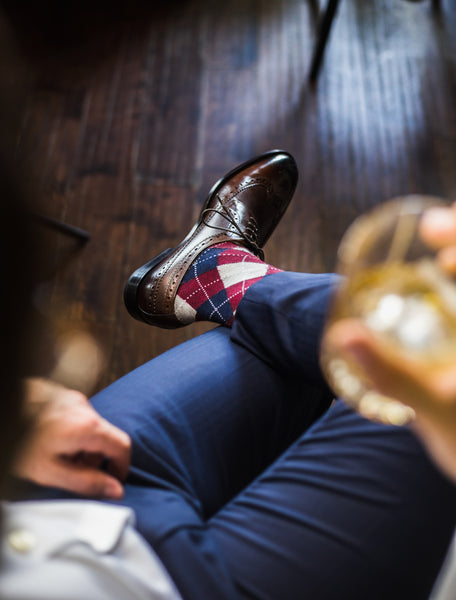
left=11, top=0, right=456, bottom=391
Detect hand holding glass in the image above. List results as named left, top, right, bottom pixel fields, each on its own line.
left=321, top=196, right=456, bottom=426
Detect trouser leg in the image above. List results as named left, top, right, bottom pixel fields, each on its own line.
left=209, top=398, right=456, bottom=599
left=18, top=272, right=336, bottom=599
left=20, top=271, right=456, bottom=599
left=89, top=272, right=337, bottom=517
left=206, top=272, right=456, bottom=599
left=91, top=326, right=332, bottom=520
left=88, top=273, right=336, bottom=599
left=230, top=270, right=338, bottom=385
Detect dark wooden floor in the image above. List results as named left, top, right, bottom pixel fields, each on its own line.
left=8, top=0, right=456, bottom=392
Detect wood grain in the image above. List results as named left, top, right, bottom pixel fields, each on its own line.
left=9, top=0, right=456, bottom=391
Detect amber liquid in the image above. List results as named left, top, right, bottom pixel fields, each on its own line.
left=321, top=259, right=456, bottom=425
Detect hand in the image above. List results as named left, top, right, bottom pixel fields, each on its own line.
left=324, top=319, right=456, bottom=482
left=323, top=202, right=456, bottom=482
left=419, top=202, right=456, bottom=274
left=14, top=378, right=131, bottom=498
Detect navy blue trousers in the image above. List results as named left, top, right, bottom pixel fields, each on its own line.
left=25, top=273, right=456, bottom=599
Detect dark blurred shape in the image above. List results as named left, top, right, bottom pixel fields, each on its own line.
left=0, top=15, right=39, bottom=492
left=0, top=0, right=191, bottom=64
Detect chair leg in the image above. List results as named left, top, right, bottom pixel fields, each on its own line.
left=34, top=214, right=90, bottom=242
left=308, top=0, right=342, bottom=83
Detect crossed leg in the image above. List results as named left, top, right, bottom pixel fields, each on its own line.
left=90, top=274, right=335, bottom=599
left=24, top=272, right=456, bottom=599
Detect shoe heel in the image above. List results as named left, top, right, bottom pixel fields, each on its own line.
left=124, top=248, right=174, bottom=322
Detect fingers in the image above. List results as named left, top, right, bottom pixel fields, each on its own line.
left=420, top=205, right=456, bottom=273
left=75, top=416, right=131, bottom=482
left=47, top=458, right=125, bottom=498
left=324, top=320, right=433, bottom=409
left=419, top=205, right=456, bottom=249
left=18, top=378, right=132, bottom=496
left=435, top=245, right=456, bottom=275
left=46, top=392, right=132, bottom=482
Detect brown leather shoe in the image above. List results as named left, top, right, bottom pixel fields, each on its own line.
left=124, top=150, right=298, bottom=328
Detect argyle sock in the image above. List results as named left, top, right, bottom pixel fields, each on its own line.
left=175, top=242, right=282, bottom=326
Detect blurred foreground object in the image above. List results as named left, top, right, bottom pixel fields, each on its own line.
left=321, top=195, right=456, bottom=425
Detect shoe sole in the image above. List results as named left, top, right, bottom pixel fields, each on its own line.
left=124, top=149, right=294, bottom=323
left=124, top=247, right=174, bottom=322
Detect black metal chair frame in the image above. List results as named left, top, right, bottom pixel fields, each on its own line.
left=308, top=0, right=341, bottom=83
left=34, top=214, right=90, bottom=242
left=308, top=0, right=442, bottom=83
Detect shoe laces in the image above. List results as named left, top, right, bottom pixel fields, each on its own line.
left=201, top=196, right=265, bottom=261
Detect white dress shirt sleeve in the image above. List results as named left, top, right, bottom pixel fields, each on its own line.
left=0, top=500, right=183, bottom=600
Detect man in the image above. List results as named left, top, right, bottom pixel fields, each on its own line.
left=2, top=151, right=456, bottom=599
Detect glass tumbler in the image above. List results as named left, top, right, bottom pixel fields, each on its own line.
left=320, top=195, right=456, bottom=426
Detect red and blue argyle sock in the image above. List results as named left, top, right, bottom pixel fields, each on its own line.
left=175, top=242, right=282, bottom=326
